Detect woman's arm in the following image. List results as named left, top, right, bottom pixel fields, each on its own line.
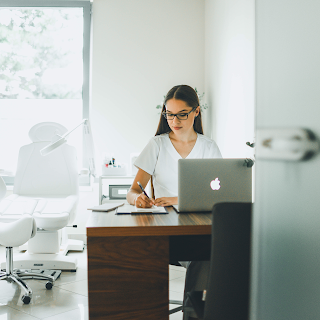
left=126, top=168, right=154, bottom=208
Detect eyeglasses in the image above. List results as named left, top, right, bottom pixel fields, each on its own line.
left=162, top=107, right=196, bottom=120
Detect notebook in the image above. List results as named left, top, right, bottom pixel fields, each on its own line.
left=116, top=204, right=167, bottom=215
left=173, top=158, right=252, bottom=213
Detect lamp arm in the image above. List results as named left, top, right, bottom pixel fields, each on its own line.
left=61, top=119, right=87, bottom=139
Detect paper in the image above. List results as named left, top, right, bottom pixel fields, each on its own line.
left=88, top=202, right=124, bottom=212
left=116, top=204, right=167, bottom=214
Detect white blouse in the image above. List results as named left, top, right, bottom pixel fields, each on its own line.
left=134, top=133, right=222, bottom=198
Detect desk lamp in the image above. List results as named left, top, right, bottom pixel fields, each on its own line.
left=40, top=119, right=96, bottom=177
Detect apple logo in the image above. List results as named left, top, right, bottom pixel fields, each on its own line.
left=210, top=178, right=221, bottom=190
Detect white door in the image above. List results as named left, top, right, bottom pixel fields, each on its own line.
left=250, top=1, right=320, bottom=319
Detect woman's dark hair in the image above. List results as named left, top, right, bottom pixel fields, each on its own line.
left=155, top=85, right=203, bottom=136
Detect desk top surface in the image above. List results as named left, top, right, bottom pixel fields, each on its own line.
left=86, top=206, right=212, bottom=237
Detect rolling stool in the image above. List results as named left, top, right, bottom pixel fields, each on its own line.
left=0, top=216, right=55, bottom=304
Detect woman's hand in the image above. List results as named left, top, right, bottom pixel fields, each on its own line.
left=154, top=197, right=178, bottom=207
left=134, top=193, right=154, bottom=208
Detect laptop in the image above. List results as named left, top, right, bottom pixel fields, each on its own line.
left=173, top=158, right=252, bottom=213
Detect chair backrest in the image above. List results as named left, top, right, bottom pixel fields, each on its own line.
left=204, top=202, right=252, bottom=320
left=13, top=122, right=79, bottom=197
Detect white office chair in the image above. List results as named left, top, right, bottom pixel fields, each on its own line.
left=0, top=122, right=84, bottom=271
left=0, top=177, right=55, bottom=304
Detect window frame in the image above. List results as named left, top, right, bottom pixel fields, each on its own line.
left=0, top=0, right=92, bottom=186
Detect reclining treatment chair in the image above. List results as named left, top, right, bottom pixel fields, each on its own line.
left=0, top=177, right=55, bottom=304
left=0, top=122, right=83, bottom=271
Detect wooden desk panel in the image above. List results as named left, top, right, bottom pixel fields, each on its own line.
left=86, top=206, right=212, bottom=320
left=86, top=206, right=212, bottom=236
left=88, top=236, right=169, bottom=320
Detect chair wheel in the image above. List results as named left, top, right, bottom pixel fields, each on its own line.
left=45, top=281, right=53, bottom=290
left=22, top=295, right=31, bottom=304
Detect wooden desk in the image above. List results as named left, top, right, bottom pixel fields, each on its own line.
left=86, top=206, right=212, bottom=320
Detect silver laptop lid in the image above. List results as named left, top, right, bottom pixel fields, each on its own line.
left=177, top=159, right=252, bottom=213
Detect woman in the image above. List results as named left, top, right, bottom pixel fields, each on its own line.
left=127, top=84, right=221, bottom=208
left=127, top=84, right=222, bottom=319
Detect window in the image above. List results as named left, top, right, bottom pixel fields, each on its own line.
left=0, top=0, right=91, bottom=185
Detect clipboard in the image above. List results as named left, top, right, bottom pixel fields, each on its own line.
left=116, top=204, right=168, bottom=215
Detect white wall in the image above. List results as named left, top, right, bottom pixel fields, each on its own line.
left=204, top=0, right=255, bottom=158
left=69, top=0, right=206, bottom=238
left=91, top=0, right=205, bottom=169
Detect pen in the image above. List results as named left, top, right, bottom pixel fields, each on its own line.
left=137, top=181, right=150, bottom=199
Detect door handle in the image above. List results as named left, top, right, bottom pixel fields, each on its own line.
left=256, top=128, right=319, bottom=161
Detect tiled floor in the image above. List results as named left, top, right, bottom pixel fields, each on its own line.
left=0, top=245, right=186, bottom=319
